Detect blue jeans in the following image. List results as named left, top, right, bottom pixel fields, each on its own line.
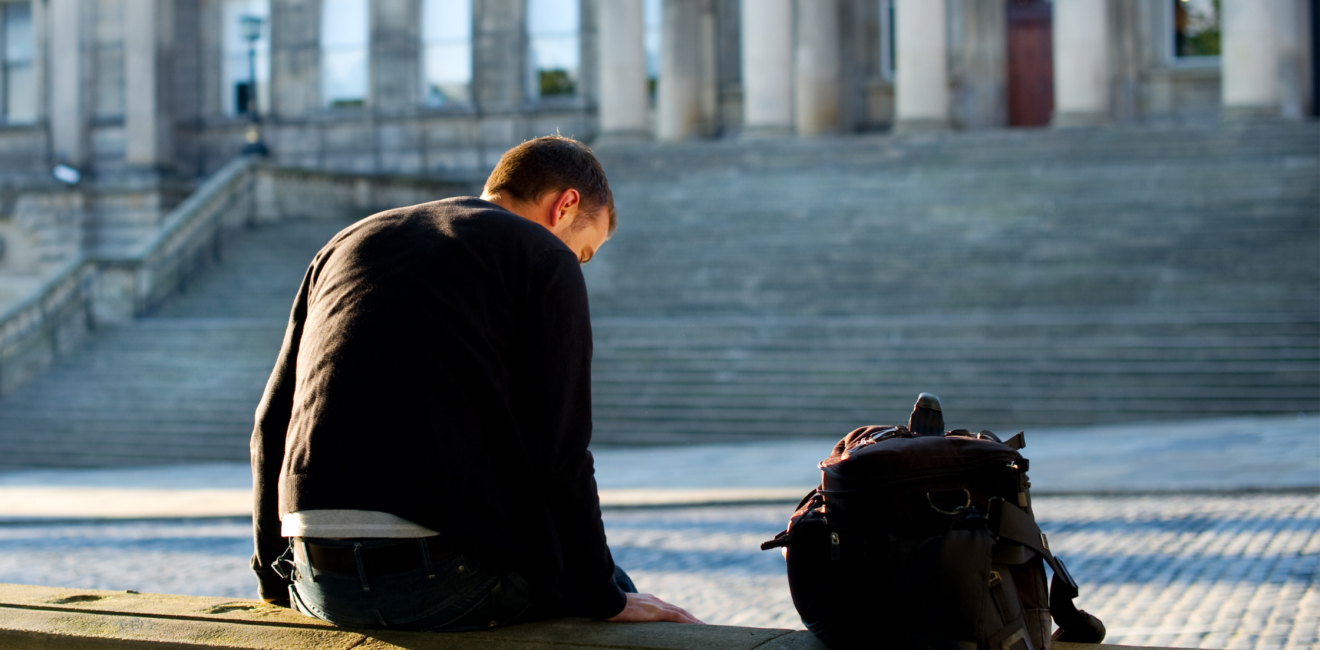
left=287, top=537, right=533, bottom=631
left=285, top=537, right=637, bottom=631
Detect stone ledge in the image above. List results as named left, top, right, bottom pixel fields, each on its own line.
left=0, top=583, right=1191, bottom=650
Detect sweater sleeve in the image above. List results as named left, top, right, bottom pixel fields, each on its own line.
left=520, top=250, right=628, bottom=619
left=249, top=262, right=314, bottom=602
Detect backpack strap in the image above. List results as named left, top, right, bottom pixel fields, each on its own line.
left=760, top=489, right=823, bottom=551
left=988, top=498, right=1107, bottom=643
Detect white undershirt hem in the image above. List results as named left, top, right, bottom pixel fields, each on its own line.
left=281, top=509, right=440, bottom=539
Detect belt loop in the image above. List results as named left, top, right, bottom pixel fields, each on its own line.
left=352, top=542, right=371, bottom=592
left=419, top=538, right=436, bottom=579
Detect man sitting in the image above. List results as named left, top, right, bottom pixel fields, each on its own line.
left=250, top=136, right=700, bottom=630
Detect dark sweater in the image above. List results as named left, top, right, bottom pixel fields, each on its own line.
left=250, top=197, right=626, bottom=619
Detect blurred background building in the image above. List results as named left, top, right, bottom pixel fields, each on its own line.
left=0, top=0, right=1316, bottom=465
left=0, top=0, right=1315, bottom=180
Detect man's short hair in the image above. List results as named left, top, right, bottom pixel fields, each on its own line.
left=483, top=136, right=617, bottom=236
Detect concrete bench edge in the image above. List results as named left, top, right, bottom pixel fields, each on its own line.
left=0, top=583, right=1192, bottom=650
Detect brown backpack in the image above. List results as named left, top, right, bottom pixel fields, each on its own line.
left=762, top=394, right=1105, bottom=650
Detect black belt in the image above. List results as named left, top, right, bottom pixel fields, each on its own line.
left=297, top=536, right=455, bottom=577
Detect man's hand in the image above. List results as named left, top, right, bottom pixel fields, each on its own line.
left=606, top=593, right=705, bottom=624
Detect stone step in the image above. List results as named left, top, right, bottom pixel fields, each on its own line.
left=0, top=124, right=1314, bottom=466
left=585, top=311, right=1319, bottom=441
left=0, top=218, right=353, bottom=468
left=594, top=122, right=1320, bottom=178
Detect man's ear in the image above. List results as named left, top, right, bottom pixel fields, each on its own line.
left=548, top=189, right=581, bottom=232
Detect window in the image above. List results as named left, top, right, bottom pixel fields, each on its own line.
left=643, top=0, right=660, bottom=97
left=421, top=0, right=472, bottom=106
left=878, top=0, right=895, bottom=80
left=321, top=0, right=369, bottom=108
left=223, top=0, right=270, bottom=116
left=1171, top=0, right=1220, bottom=59
left=527, top=0, right=579, bottom=99
left=1, top=1, right=35, bottom=123
left=93, top=0, right=125, bottom=119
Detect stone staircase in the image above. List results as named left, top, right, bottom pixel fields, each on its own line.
left=584, top=121, right=1320, bottom=441
left=0, top=122, right=1315, bottom=465
left=0, top=218, right=353, bottom=467
left=588, top=313, right=1317, bottom=441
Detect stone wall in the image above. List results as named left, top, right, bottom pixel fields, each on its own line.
left=254, top=166, right=483, bottom=223
left=0, top=260, right=95, bottom=396
left=0, top=128, right=49, bottom=178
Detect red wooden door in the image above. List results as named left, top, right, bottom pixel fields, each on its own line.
left=1006, top=0, right=1054, bottom=127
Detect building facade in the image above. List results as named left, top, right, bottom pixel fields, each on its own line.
left=0, top=0, right=1314, bottom=283
left=0, top=0, right=1315, bottom=181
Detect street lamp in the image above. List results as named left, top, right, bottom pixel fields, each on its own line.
left=240, top=14, right=268, bottom=156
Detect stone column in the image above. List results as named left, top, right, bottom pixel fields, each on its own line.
left=1051, top=0, right=1110, bottom=126
left=597, top=0, right=648, bottom=139
left=28, top=0, right=47, bottom=126
left=1221, top=0, right=1281, bottom=117
left=1274, top=0, right=1311, bottom=118
left=740, top=0, right=792, bottom=135
left=472, top=0, right=527, bottom=110
left=271, top=0, right=322, bottom=120
left=371, top=0, right=421, bottom=112
left=894, top=0, right=949, bottom=130
left=794, top=0, right=840, bottom=136
left=125, top=0, right=173, bottom=166
left=658, top=0, right=704, bottom=140
left=697, top=3, right=718, bottom=131
left=48, top=0, right=85, bottom=165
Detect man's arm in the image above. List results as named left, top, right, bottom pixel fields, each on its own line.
left=518, top=250, right=630, bottom=618
left=520, top=251, right=703, bottom=623
left=521, top=249, right=703, bottom=623
left=249, top=263, right=314, bottom=604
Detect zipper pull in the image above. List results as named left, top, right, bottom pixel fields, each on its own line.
left=830, top=532, right=841, bottom=561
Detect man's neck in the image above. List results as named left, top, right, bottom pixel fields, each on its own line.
left=480, top=193, right=525, bottom=218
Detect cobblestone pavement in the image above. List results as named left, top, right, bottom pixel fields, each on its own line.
left=0, top=495, right=1315, bottom=650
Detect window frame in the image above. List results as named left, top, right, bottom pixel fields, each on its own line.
left=643, top=0, right=660, bottom=102
left=419, top=0, right=475, bottom=110
left=525, top=0, right=583, bottom=104
left=91, top=0, right=125, bottom=121
left=0, top=0, right=37, bottom=125
left=1164, top=0, right=1222, bottom=68
left=221, top=0, right=272, bottom=118
left=319, top=0, right=371, bottom=110
left=878, top=0, right=895, bottom=82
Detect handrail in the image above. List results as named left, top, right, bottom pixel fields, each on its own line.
left=0, top=258, right=97, bottom=395
left=0, top=257, right=89, bottom=329
left=98, top=155, right=257, bottom=264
